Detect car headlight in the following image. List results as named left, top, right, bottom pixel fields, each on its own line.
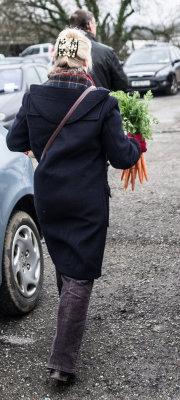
left=0, top=113, right=6, bottom=121
left=156, top=66, right=171, bottom=77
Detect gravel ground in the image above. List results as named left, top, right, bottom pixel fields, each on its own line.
left=0, top=96, right=180, bottom=400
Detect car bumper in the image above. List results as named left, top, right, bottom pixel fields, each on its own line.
left=127, top=77, right=171, bottom=93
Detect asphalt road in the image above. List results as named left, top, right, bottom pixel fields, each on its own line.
left=0, top=92, right=180, bottom=400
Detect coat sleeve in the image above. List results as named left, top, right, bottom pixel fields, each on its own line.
left=101, top=98, right=141, bottom=170
left=108, top=49, right=128, bottom=92
left=6, top=92, right=30, bottom=152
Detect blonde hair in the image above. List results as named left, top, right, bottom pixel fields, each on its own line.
left=52, top=27, right=92, bottom=70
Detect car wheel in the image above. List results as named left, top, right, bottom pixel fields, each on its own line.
left=166, top=75, right=178, bottom=95
left=0, top=211, right=44, bottom=316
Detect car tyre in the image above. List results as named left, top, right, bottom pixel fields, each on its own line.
left=166, top=75, right=178, bottom=95
left=0, top=211, right=44, bottom=316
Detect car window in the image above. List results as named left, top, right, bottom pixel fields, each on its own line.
left=126, top=48, right=170, bottom=65
left=175, top=48, right=180, bottom=59
left=22, top=48, right=32, bottom=56
left=35, top=66, right=48, bottom=83
left=170, top=48, right=177, bottom=62
left=43, top=47, right=49, bottom=53
left=22, top=48, right=40, bottom=56
left=0, top=68, right=22, bottom=93
left=25, top=66, right=41, bottom=88
left=172, top=47, right=180, bottom=61
left=31, top=48, right=40, bottom=55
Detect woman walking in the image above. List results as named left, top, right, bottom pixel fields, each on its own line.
left=6, top=28, right=142, bottom=384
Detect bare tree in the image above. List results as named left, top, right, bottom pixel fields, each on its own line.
left=0, top=0, right=179, bottom=56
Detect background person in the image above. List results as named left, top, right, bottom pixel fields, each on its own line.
left=70, top=9, right=128, bottom=91
left=6, top=28, right=141, bottom=384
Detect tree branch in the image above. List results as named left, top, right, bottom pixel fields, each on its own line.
left=0, top=0, right=179, bottom=58
left=75, top=0, right=83, bottom=8
left=84, top=0, right=99, bottom=22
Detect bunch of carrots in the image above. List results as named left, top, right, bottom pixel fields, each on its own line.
left=121, top=153, right=148, bottom=191
left=109, top=90, right=159, bottom=192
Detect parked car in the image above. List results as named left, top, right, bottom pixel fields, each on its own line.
left=19, top=43, right=54, bottom=64
left=0, top=61, right=48, bottom=128
left=123, top=44, right=180, bottom=95
left=0, top=125, right=44, bottom=315
left=0, top=56, right=47, bottom=65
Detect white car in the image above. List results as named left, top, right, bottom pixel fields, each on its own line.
left=19, top=43, right=54, bottom=64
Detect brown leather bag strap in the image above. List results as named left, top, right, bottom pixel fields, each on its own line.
left=41, top=85, right=95, bottom=161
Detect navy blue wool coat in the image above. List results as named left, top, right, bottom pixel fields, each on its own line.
left=6, top=84, right=140, bottom=280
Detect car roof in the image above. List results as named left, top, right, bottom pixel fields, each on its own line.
left=0, top=61, right=47, bottom=70
left=129, top=46, right=170, bottom=56
left=0, top=57, right=47, bottom=65
left=24, top=43, right=53, bottom=48
left=138, top=44, right=173, bottom=51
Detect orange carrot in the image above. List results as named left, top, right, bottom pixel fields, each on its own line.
left=141, top=153, right=148, bottom=182
left=124, top=169, right=130, bottom=190
left=134, top=164, right=138, bottom=178
left=121, top=170, right=125, bottom=181
left=137, top=158, right=143, bottom=184
left=121, top=154, right=148, bottom=190
left=130, top=165, right=136, bottom=191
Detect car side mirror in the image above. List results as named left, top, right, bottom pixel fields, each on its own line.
left=173, top=59, right=180, bottom=65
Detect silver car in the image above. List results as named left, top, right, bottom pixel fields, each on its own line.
left=0, top=126, right=44, bottom=315
left=19, top=43, right=54, bottom=64
left=0, top=61, right=48, bottom=129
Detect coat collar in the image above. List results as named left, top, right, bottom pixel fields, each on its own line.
left=85, top=31, right=96, bottom=42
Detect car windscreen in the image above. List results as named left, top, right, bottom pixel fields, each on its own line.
left=125, top=48, right=170, bottom=66
left=0, top=68, right=22, bottom=93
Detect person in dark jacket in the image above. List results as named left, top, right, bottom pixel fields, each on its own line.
left=70, top=9, right=128, bottom=91
left=6, top=28, right=141, bottom=384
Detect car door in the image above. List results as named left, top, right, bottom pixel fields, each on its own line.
left=24, top=65, right=42, bottom=90
left=171, top=47, right=180, bottom=83
left=35, top=65, right=48, bottom=83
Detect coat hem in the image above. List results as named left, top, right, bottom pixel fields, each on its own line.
left=55, top=267, right=101, bottom=280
